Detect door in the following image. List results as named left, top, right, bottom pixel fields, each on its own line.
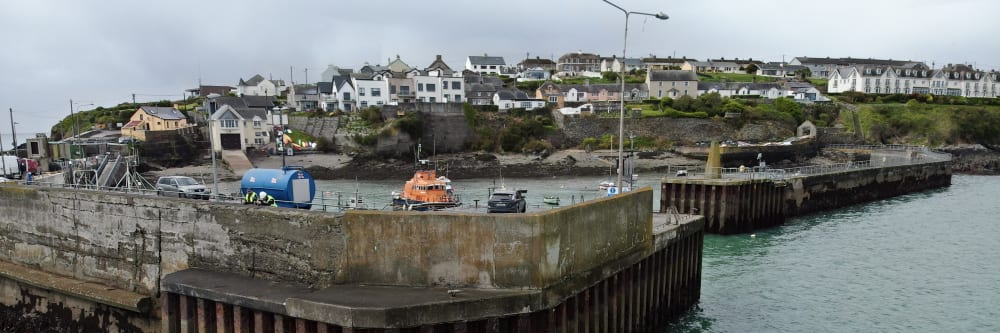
left=220, top=134, right=242, bottom=150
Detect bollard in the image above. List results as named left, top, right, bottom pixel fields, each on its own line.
left=473, top=199, right=479, bottom=209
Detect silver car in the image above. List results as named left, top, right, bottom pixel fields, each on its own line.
left=155, top=176, right=210, bottom=199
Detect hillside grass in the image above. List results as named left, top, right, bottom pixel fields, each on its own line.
left=841, top=101, right=1000, bottom=146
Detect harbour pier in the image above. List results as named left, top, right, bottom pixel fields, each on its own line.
left=661, top=144, right=953, bottom=234
left=0, top=185, right=703, bottom=332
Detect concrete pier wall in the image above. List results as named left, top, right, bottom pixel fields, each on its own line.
left=0, top=184, right=705, bottom=331
left=661, top=159, right=952, bottom=234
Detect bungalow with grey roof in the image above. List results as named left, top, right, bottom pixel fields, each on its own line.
left=682, top=60, right=740, bottom=73
left=466, top=54, right=506, bottom=75
left=493, top=89, right=545, bottom=111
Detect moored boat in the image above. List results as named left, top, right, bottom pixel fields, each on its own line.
left=543, top=195, right=560, bottom=205
left=392, top=160, right=461, bottom=211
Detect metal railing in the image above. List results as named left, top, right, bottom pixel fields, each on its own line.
left=664, top=144, right=953, bottom=182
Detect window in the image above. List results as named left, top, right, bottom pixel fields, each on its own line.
left=441, top=81, right=448, bottom=89
left=418, top=83, right=424, bottom=91
left=343, top=92, right=351, bottom=101
left=377, top=101, right=384, bottom=105
left=419, top=97, right=425, bottom=102
left=520, top=101, right=531, bottom=108
left=360, top=101, right=368, bottom=108
left=390, top=85, right=396, bottom=94
left=344, top=104, right=352, bottom=112
left=490, top=65, right=497, bottom=69
left=400, top=86, right=410, bottom=94
left=444, top=94, right=450, bottom=100
left=359, top=87, right=366, bottom=96
left=452, top=81, right=460, bottom=90
left=253, top=120, right=261, bottom=128
left=254, top=138, right=264, bottom=145
left=876, top=79, right=880, bottom=86
left=430, top=97, right=436, bottom=102
left=426, top=84, right=436, bottom=92
left=221, top=119, right=238, bottom=128
left=548, top=96, right=557, bottom=103
left=454, top=94, right=461, bottom=101
left=371, top=88, right=381, bottom=96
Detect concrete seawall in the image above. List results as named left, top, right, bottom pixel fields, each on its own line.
left=661, top=146, right=952, bottom=234
left=0, top=184, right=704, bottom=331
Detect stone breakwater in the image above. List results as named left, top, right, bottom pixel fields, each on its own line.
left=940, top=147, right=1000, bottom=175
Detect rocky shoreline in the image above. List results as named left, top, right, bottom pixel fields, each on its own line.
left=144, top=146, right=1000, bottom=182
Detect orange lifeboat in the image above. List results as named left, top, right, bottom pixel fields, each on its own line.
left=392, top=160, right=461, bottom=211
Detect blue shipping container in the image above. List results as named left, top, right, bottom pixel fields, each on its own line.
left=241, top=168, right=316, bottom=209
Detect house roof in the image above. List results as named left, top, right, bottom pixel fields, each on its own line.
left=649, top=70, right=698, bottom=81
left=211, top=96, right=278, bottom=110
left=243, top=74, right=265, bottom=86
left=317, top=82, right=334, bottom=94
left=697, top=82, right=781, bottom=91
left=468, top=55, right=506, bottom=66
left=794, top=57, right=920, bottom=67
left=558, top=52, right=601, bottom=62
left=187, top=85, right=234, bottom=96
left=387, top=55, right=411, bottom=72
left=687, top=61, right=740, bottom=68
left=758, top=63, right=806, bottom=71
left=211, top=105, right=268, bottom=121
left=140, top=106, right=185, bottom=120
left=519, top=57, right=556, bottom=66
left=641, top=56, right=696, bottom=64
left=495, top=89, right=531, bottom=100
left=122, top=120, right=142, bottom=129
left=426, top=55, right=454, bottom=74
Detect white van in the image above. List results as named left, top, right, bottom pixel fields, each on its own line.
left=0, top=156, right=20, bottom=178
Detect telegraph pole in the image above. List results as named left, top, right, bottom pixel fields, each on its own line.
left=9, top=108, right=15, bottom=156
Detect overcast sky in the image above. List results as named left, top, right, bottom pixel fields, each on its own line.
left=1, top=0, right=998, bottom=143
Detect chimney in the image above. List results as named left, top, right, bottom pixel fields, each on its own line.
left=436, top=54, right=442, bottom=61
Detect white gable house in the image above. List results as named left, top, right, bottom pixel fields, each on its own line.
left=466, top=54, right=506, bottom=75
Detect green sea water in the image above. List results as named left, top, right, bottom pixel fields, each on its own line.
left=667, top=175, right=1000, bottom=332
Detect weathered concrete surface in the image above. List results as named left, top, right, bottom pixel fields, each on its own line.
left=785, top=160, right=952, bottom=216
left=342, top=188, right=652, bottom=289
left=158, top=213, right=703, bottom=328
left=0, top=271, right=155, bottom=332
left=661, top=159, right=952, bottom=234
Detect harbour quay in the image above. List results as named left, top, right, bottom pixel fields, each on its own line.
left=661, top=144, right=953, bottom=234
left=0, top=185, right=703, bottom=332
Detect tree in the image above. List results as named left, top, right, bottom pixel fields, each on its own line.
left=673, top=95, right=695, bottom=112
left=659, top=97, right=674, bottom=111
left=601, top=71, right=619, bottom=82
left=744, top=63, right=759, bottom=74
left=775, top=97, right=805, bottom=123
left=695, top=92, right=724, bottom=115
left=797, top=67, right=813, bottom=81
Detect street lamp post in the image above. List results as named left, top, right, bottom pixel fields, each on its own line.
left=69, top=100, right=93, bottom=163
left=273, top=106, right=289, bottom=168
left=601, top=0, right=668, bottom=192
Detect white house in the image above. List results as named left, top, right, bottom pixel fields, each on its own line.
left=600, top=57, right=644, bottom=73
left=697, top=82, right=783, bottom=99
left=236, top=74, right=287, bottom=97
left=756, top=63, right=807, bottom=78
left=823, top=63, right=998, bottom=97
left=681, top=61, right=740, bottom=73
left=350, top=73, right=383, bottom=111
left=516, top=67, right=551, bottom=82
left=558, top=103, right=593, bottom=117
left=784, top=82, right=831, bottom=102
left=466, top=54, right=506, bottom=75
left=209, top=105, right=271, bottom=152
left=493, top=89, right=546, bottom=111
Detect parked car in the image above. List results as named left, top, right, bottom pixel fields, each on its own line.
left=488, top=189, right=527, bottom=213
left=155, top=176, right=211, bottom=199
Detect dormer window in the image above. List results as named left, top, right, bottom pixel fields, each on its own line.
left=921, top=71, right=926, bottom=76
left=876, top=68, right=882, bottom=74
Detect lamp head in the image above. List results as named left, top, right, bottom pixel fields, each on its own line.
left=655, top=12, right=669, bottom=20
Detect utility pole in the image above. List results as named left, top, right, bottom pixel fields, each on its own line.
left=304, top=68, right=309, bottom=85
left=290, top=66, right=294, bottom=85
left=9, top=108, right=15, bottom=157
left=132, top=94, right=136, bottom=105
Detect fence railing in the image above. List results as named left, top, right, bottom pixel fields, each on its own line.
left=665, top=144, right=952, bottom=181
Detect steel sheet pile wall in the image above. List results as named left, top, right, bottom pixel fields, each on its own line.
left=661, top=180, right=785, bottom=234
